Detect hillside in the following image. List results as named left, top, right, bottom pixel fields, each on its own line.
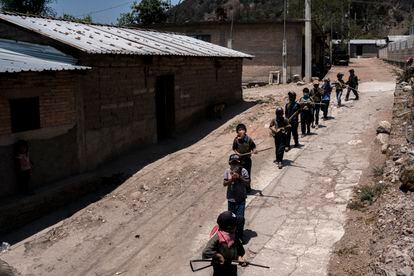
left=167, top=0, right=413, bottom=37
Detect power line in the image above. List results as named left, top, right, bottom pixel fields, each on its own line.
left=76, top=1, right=134, bottom=17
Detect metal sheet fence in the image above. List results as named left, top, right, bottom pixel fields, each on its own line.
left=379, top=36, right=414, bottom=64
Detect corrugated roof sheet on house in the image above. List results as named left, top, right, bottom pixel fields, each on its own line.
left=350, top=39, right=387, bottom=46
left=387, top=35, right=412, bottom=42
left=0, top=13, right=253, bottom=58
left=0, top=39, right=91, bottom=73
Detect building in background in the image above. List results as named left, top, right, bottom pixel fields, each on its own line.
left=154, top=20, right=328, bottom=84
left=349, top=39, right=387, bottom=58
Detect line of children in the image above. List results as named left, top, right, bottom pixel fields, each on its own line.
left=202, top=69, right=360, bottom=275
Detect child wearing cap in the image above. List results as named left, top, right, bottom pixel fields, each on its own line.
left=223, top=154, right=250, bottom=242
left=202, top=211, right=247, bottom=276
left=232, top=123, right=257, bottom=193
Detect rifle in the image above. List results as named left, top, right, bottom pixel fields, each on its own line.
left=237, top=147, right=273, bottom=157
left=332, top=82, right=360, bottom=94
left=190, top=259, right=270, bottom=272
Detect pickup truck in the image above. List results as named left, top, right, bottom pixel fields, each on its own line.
left=333, top=50, right=350, bottom=66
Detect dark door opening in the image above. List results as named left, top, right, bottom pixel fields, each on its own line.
left=155, top=75, right=175, bottom=141
left=356, top=45, right=363, bottom=56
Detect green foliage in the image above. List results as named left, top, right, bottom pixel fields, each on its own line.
left=167, top=0, right=413, bottom=39
left=61, top=14, right=92, bottom=24
left=0, top=0, right=54, bottom=16
left=117, top=0, right=171, bottom=27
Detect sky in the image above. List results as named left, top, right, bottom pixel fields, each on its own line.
left=50, top=0, right=180, bottom=25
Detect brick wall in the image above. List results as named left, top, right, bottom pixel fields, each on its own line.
left=0, top=72, right=77, bottom=131
left=0, top=71, right=81, bottom=197
left=155, top=22, right=304, bottom=83
left=78, top=54, right=243, bottom=170
left=0, top=96, right=11, bottom=135
left=0, top=20, right=244, bottom=190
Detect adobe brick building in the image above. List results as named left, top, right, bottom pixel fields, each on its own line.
left=153, top=21, right=327, bottom=83
left=0, top=13, right=251, bottom=197
left=0, top=39, right=90, bottom=197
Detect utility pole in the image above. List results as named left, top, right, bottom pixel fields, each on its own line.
left=304, top=0, right=312, bottom=82
left=282, top=0, right=287, bottom=84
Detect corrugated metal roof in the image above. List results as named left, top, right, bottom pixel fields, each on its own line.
left=387, top=35, right=412, bottom=42
left=0, top=39, right=91, bottom=73
left=0, top=13, right=253, bottom=58
left=350, top=39, right=387, bottom=46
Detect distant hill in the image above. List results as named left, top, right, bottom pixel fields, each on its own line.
left=167, top=0, right=413, bottom=37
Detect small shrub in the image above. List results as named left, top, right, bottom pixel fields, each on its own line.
left=371, top=165, right=384, bottom=178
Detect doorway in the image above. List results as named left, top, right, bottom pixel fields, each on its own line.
left=356, top=45, right=363, bottom=56
left=155, top=75, right=175, bottom=141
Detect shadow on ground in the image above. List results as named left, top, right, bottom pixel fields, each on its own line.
left=1, top=100, right=256, bottom=245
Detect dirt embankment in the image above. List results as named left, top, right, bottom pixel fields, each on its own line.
left=329, top=82, right=414, bottom=276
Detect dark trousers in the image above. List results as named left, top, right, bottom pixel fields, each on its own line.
left=300, top=111, right=312, bottom=134
left=213, top=263, right=238, bottom=276
left=336, top=90, right=343, bottom=106
left=17, top=170, right=31, bottom=194
left=240, top=157, right=252, bottom=192
left=228, top=201, right=246, bottom=240
left=322, top=100, right=330, bottom=119
left=313, top=105, right=321, bottom=125
left=274, top=135, right=286, bottom=162
left=286, top=122, right=299, bottom=147
left=346, top=86, right=359, bottom=100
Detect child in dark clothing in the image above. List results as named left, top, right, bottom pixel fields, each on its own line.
left=223, top=154, right=250, bottom=242
left=14, top=140, right=34, bottom=195
left=232, top=124, right=257, bottom=193
left=269, top=107, right=290, bottom=169
left=202, top=211, right=247, bottom=276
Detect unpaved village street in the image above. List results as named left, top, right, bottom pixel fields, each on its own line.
left=1, top=58, right=396, bottom=276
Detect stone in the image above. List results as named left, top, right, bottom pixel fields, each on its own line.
left=395, top=157, right=407, bottom=165
left=377, top=121, right=392, bottom=134
left=0, top=260, right=19, bottom=276
left=296, top=81, right=305, bottom=86
left=403, top=86, right=413, bottom=92
left=377, top=133, right=390, bottom=145
left=400, top=165, right=414, bottom=192
left=140, top=184, right=150, bottom=191
left=382, top=144, right=389, bottom=154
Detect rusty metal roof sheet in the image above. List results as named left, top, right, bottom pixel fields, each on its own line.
left=0, top=39, right=90, bottom=73
left=0, top=13, right=253, bottom=58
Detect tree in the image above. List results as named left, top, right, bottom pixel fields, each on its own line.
left=61, top=14, right=92, bottom=24
left=0, top=0, right=54, bottom=16
left=117, top=0, right=171, bottom=27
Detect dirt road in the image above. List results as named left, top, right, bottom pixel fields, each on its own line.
left=1, top=58, right=396, bottom=276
